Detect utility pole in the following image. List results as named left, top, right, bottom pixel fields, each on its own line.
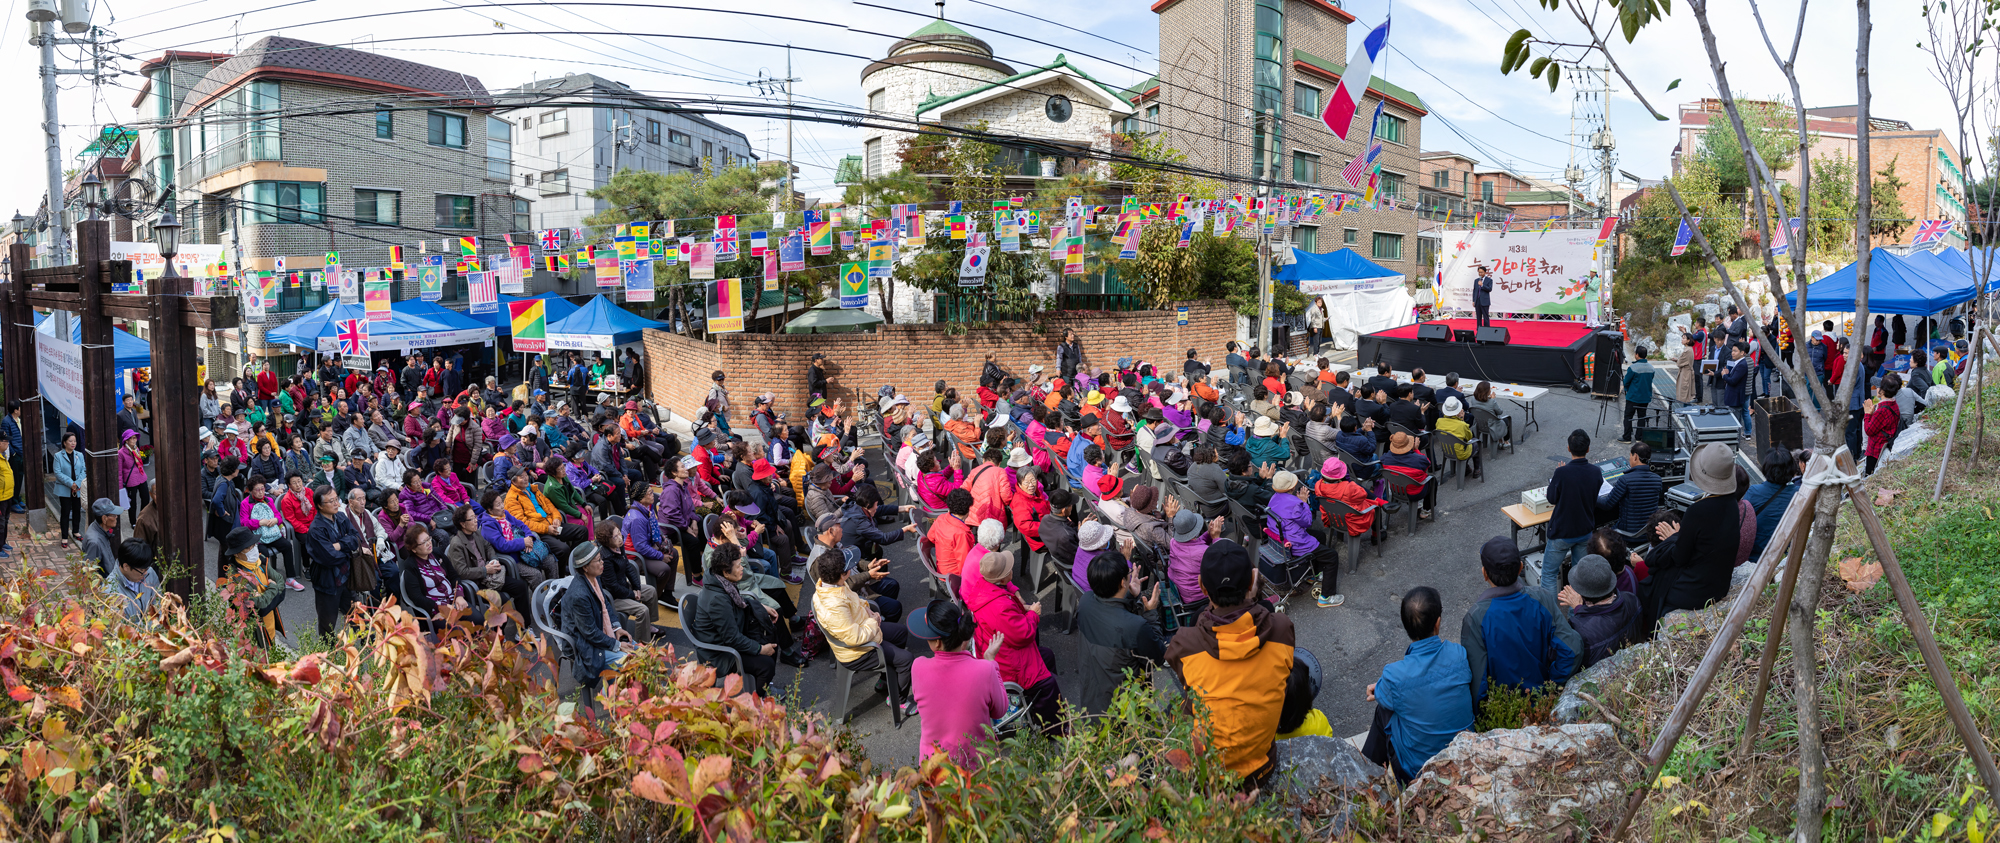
left=749, top=51, right=802, bottom=212
left=33, top=18, right=69, bottom=267
left=1256, top=108, right=1276, bottom=353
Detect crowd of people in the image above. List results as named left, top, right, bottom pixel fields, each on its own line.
left=60, top=319, right=1874, bottom=789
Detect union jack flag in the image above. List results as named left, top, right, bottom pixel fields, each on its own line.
left=1914, top=219, right=1955, bottom=245
left=540, top=229, right=562, bottom=251
left=336, top=318, right=369, bottom=357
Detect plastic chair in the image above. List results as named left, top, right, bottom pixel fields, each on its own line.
left=677, top=593, right=745, bottom=679
left=1224, top=496, right=1265, bottom=557
left=1469, top=406, right=1515, bottom=456
left=1255, top=524, right=1316, bottom=611
left=1382, top=472, right=1427, bottom=536
left=823, top=626, right=906, bottom=728
left=1430, top=429, right=1483, bottom=490
left=915, top=535, right=957, bottom=604
left=1320, top=497, right=1383, bottom=573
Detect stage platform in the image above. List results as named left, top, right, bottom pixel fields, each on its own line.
left=1355, top=318, right=1595, bottom=387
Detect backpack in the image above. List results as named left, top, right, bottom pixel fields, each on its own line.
left=795, top=610, right=825, bottom=664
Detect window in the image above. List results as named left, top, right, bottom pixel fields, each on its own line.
left=242, top=181, right=324, bottom=224
left=427, top=112, right=467, bottom=148
left=1481, top=180, right=1495, bottom=202
left=435, top=194, right=475, bottom=229
left=1296, top=225, right=1318, bottom=252
left=1293, top=83, right=1320, bottom=117
left=647, top=119, right=661, bottom=144
left=864, top=138, right=882, bottom=178
left=669, top=130, right=692, bottom=147
left=702, top=140, right=714, bottom=161
left=485, top=116, right=511, bottom=180
left=1374, top=111, right=1406, bottom=144
left=868, top=88, right=887, bottom=113
left=277, top=273, right=331, bottom=313
left=1146, top=104, right=1159, bottom=126
left=718, top=146, right=730, bottom=165
left=375, top=105, right=393, bottom=139
left=1292, top=150, right=1320, bottom=184
left=1343, top=228, right=1358, bottom=245
left=542, top=169, right=569, bottom=185
left=1431, top=168, right=1450, bottom=189
left=354, top=189, right=399, bottom=226
left=540, top=110, right=564, bottom=125
left=1372, top=232, right=1404, bottom=260
left=1379, top=171, right=1404, bottom=199
left=512, top=197, right=531, bottom=233
left=520, top=116, right=534, bottom=131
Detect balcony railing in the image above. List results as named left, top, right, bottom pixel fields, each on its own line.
left=538, top=179, right=570, bottom=196
left=179, top=130, right=281, bottom=184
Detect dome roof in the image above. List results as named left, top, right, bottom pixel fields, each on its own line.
left=862, top=17, right=1014, bottom=82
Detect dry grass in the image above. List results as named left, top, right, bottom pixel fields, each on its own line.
left=1581, top=366, right=2000, bottom=842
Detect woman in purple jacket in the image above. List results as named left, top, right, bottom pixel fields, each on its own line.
left=624, top=484, right=676, bottom=586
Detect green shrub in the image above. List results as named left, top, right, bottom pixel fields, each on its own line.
left=1472, top=682, right=1562, bottom=732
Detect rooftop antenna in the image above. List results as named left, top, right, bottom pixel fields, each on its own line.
left=936, top=0, right=945, bottom=18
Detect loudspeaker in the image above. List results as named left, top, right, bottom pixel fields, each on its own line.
left=1475, top=326, right=1510, bottom=345
left=1453, top=329, right=1477, bottom=343
left=1416, top=322, right=1452, bottom=342
left=1591, top=329, right=1625, bottom=395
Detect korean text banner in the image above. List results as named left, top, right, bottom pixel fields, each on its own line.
left=1435, top=228, right=1601, bottom=317
left=708, top=278, right=744, bottom=333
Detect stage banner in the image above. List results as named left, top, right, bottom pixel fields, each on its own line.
left=1436, top=228, right=1601, bottom=316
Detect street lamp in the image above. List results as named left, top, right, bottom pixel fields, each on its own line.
left=78, top=170, right=101, bottom=221
left=153, top=207, right=180, bottom=279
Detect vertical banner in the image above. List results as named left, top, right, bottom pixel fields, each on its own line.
left=839, top=261, right=869, bottom=308
left=509, top=299, right=548, bottom=353
left=364, top=279, right=393, bottom=321
left=809, top=221, right=833, bottom=255
left=503, top=244, right=531, bottom=293
left=715, top=214, right=739, bottom=260
left=1063, top=237, right=1086, bottom=276
left=468, top=271, right=498, bottom=315
left=688, top=241, right=716, bottom=280
left=594, top=256, right=621, bottom=288
left=1177, top=306, right=1189, bottom=326
left=866, top=242, right=893, bottom=279
left=906, top=214, right=927, bottom=247
left=958, top=246, right=990, bottom=287
left=708, top=278, right=744, bottom=333
left=624, top=259, right=656, bottom=302
left=418, top=258, right=444, bottom=302
left=256, top=272, right=279, bottom=319
left=763, top=254, right=780, bottom=292
left=779, top=229, right=805, bottom=271
left=336, top=318, right=370, bottom=357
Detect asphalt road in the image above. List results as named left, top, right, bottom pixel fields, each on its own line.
left=187, top=374, right=1640, bottom=762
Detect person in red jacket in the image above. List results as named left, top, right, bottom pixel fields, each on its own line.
left=1008, top=469, right=1050, bottom=552
left=1863, top=374, right=1902, bottom=475
left=255, top=363, right=280, bottom=411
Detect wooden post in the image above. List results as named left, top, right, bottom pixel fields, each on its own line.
left=1737, top=493, right=1821, bottom=759
left=148, top=259, right=205, bottom=597
left=3, top=243, right=46, bottom=522
left=76, top=221, right=120, bottom=509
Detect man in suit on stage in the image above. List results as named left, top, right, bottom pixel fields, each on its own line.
left=1472, top=265, right=1495, bottom=328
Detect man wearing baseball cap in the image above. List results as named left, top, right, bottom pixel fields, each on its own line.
left=1558, top=554, right=1642, bottom=667
left=1164, top=539, right=1297, bottom=783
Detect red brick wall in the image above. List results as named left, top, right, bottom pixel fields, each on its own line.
left=642, top=300, right=1238, bottom=419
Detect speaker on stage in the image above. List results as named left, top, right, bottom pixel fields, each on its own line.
left=1416, top=322, right=1453, bottom=342
left=1591, top=329, right=1625, bottom=396
left=1453, top=329, right=1477, bottom=343
left=1475, top=326, right=1510, bottom=345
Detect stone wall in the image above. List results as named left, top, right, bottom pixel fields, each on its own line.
left=641, top=299, right=1238, bottom=418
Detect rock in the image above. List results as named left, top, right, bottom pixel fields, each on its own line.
left=1695, top=302, right=1721, bottom=322
left=1657, top=301, right=1674, bottom=318
left=1553, top=643, right=1652, bottom=724
left=1267, top=735, right=1389, bottom=832
left=1704, top=293, right=1720, bottom=304
left=1675, top=298, right=1694, bottom=309
left=1403, top=724, right=1641, bottom=838
left=1728, top=560, right=1758, bottom=598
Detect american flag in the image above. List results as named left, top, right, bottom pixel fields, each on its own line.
left=469, top=270, right=497, bottom=306
left=1914, top=219, right=1955, bottom=244
left=336, top=318, right=369, bottom=356
left=540, top=229, right=562, bottom=251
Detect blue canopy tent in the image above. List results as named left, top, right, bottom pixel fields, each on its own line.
left=488, top=291, right=580, bottom=336
left=1785, top=247, right=1977, bottom=315
left=1272, top=247, right=1412, bottom=350
left=264, top=300, right=494, bottom=353
left=546, top=295, right=670, bottom=354
left=23, top=312, right=152, bottom=369
left=1934, top=246, right=2000, bottom=293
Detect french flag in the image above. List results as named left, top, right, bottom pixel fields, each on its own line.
left=1322, top=17, right=1391, bottom=139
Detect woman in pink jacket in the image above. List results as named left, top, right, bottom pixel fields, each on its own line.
left=916, top=450, right=964, bottom=511
left=909, top=600, right=1009, bottom=768
left=117, top=429, right=151, bottom=516
left=428, top=458, right=472, bottom=507
left=962, top=549, right=1062, bottom=733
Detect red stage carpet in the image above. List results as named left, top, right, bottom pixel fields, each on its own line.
left=1356, top=318, right=1599, bottom=386
left=1368, top=318, right=1594, bottom=349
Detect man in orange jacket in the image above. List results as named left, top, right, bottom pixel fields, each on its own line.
left=504, top=467, right=588, bottom=568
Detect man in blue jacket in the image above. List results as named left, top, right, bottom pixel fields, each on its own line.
left=1365, top=586, right=1474, bottom=782
left=1722, top=341, right=1751, bottom=429
left=1462, top=537, right=1582, bottom=706
left=1472, top=265, right=1495, bottom=328
left=1619, top=346, right=1657, bottom=442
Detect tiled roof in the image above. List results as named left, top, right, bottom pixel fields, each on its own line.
left=917, top=54, right=1128, bottom=114
left=180, top=36, right=489, bottom=117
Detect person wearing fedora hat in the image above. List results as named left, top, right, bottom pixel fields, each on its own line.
left=1380, top=431, right=1438, bottom=518
left=1646, top=443, right=1747, bottom=619
left=1557, top=555, right=1642, bottom=668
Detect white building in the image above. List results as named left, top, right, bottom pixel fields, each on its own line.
left=496, top=73, right=757, bottom=233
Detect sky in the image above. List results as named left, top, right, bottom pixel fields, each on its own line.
left=0, top=0, right=1965, bottom=221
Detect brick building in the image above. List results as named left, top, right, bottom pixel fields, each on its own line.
left=1671, top=99, right=1967, bottom=245
left=1150, top=0, right=1428, bottom=278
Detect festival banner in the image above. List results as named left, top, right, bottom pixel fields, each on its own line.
left=509, top=299, right=547, bottom=353
left=715, top=215, right=739, bottom=259
left=624, top=259, right=656, bottom=302
left=364, top=279, right=393, bottom=322
left=467, top=271, right=498, bottom=315
left=502, top=245, right=531, bottom=294
left=687, top=242, right=716, bottom=280
left=336, top=318, right=370, bottom=357
left=708, top=278, right=744, bottom=333
left=1436, top=228, right=1598, bottom=316
left=839, top=262, right=869, bottom=308
left=1063, top=238, right=1085, bottom=276
left=418, top=258, right=444, bottom=302
left=958, top=246, right=990, bottom=287
left=779, top=230, right=805, bottom=272
left=810, top=221, right=834, bottom=255
left=763, top=254, right=781, bottom=292
left=867, top=242, right=893, bottom=279
left=594, top=255, right=622, bottom=287
left=905, top=214, right=927, bottom=247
